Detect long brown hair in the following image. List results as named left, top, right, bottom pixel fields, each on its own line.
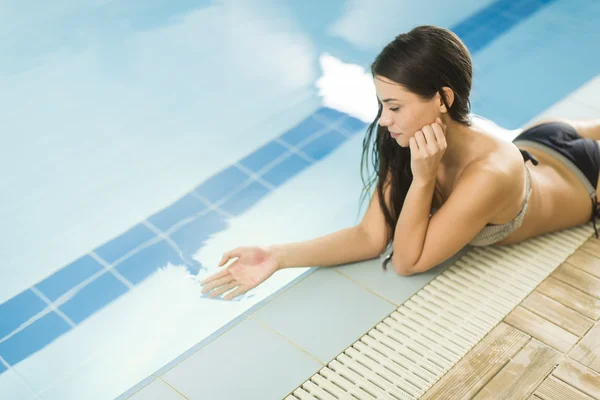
left=359, top=26, right=473, bottom=253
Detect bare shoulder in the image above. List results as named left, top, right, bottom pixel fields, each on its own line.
left=457, top=137, right=526, bottom=215
left=433, top=134, right=520, bottom=209
left=458, top=157, right=513, bottom=193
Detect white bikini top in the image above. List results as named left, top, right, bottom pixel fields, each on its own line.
left=468, top=164, right=533, bottom=246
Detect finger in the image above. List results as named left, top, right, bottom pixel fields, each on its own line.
left=431, top=123, right=447, bottom=147
left=200, top=268, right=230, bottom=285
left=409, top=136, right=418, bottom=154
left=414, top=131, right=428, bottom=151
left=223, top=285, right=250, bottom=301
left=421, top=125, right=437, bottom=145
left=209, top=281, right=238, bottom=298
left=218, top=247, right=244, bottom=267
left=201, top=275, right=234, bottom=293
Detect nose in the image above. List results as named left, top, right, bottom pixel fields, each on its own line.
left=379, top=113, right=392, bottom=127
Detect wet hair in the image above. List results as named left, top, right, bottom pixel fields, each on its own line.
left=359, top=25, right=473, bottom=264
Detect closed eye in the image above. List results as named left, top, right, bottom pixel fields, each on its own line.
left=390, top=107, right=400, bottom=112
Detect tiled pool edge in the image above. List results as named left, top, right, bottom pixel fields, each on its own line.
left=113, top=265, right=321, bottom=400
left=282, top=224, right=595, bottom=400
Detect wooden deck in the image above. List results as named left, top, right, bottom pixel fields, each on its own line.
left=421, top=239, right=600, bottom=399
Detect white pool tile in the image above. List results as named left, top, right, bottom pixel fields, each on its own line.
left=526, top=97, right=600, bottom=125
left=251, top=267, right=397, bottom=364
left=334, top=247, right=470, bottom=305
left=127, top=379, right=185, bottom=400
left=571, top=75, right=600, bottom=110
left=0, top=368, right=35, bottom=400
left=161, top=317, right=322, bottom=400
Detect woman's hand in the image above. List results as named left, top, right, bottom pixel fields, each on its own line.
left=410, top=117, right=447, bottom=184
left=200, top=246, right=281, bottom=300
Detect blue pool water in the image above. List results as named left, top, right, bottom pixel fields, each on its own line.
left=1, top=0, right=599, bottom=398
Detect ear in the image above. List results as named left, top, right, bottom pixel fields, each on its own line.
left=438, top=87, right=455, bottom=113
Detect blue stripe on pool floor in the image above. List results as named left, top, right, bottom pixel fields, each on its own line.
left=0, top=290, right=48, bottom=340
left=148, top=194, right=208, bottom=232
left=34, top=255, right=105, bottom=302
left=0, top=312, right=71, bottom=366
left=58, top=272, right=129, bottom=325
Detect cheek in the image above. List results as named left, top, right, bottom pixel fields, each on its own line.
left=398, top=110, right=422, bottom=135
left=421, top=102, right=441, bottom=122
left=407, top=105, right=438, bottom=133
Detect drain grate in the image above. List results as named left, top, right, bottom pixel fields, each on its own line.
left=285, top=223, right=594, bottom=400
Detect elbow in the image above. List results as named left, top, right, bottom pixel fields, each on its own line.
left=396, top=268, right=415, bottom=277
left=395, top=267, right=416, bottom=277
left=391, top=259, right=416, bottom=276
left=382, top=251, right=418, bottom=276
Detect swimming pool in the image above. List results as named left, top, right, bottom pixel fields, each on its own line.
left=1, top=0, right=599, bottom=398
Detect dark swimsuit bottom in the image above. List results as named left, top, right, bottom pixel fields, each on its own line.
left=513, top=121, right=600, bottom=237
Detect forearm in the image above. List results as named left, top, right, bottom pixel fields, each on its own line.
left=392, top=179, right=436, bottom=271
left=269, top=225, right=383, bottom=269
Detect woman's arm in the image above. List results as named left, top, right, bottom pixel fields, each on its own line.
left=386, top=119, right=502, bottom=276
left=201, top=176, right=395, bottom=300
left=272, top=175, right=395, bottom=270
left=391, top=178, right=436, bottom=273
left=270, top=225, right=382, bottom=269
left=391, top=167, right=509, bottom=276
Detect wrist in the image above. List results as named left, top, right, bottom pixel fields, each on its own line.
left=411, top=176, right=436, bottom=189
left=266, top=244, right=288, bottom=270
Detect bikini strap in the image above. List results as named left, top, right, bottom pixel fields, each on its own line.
left=592, top=194, right=600, bottom=238
left=382, top=251, right=393, bottom=270
left=519, top=149, right=539, bottom=165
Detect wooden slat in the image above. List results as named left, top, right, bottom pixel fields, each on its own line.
left=569, top=323, right=600, bottom=374
left=535, top=375, right=595, bottom=400
left=420, top=323, right=530, bottom=400
left=580, top=240, right=600, bottom=264
left=522, top=291, right=594, bottom=337
left=553, top=359, right=600, bottom=399
left=537, top=277, right=600, bottom=321
left=552, top=264, right=600, bottom=299
left=418, top=237, right=600, bottom=399
left=473, top=339, right=562, bottom=399
left=504, top=306, right=580, bottom=353
left=567, top=249, right=600, bottom=279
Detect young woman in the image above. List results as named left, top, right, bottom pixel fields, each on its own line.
left=200, top=25, right=600, bottom=301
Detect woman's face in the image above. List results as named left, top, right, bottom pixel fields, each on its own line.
left=374, top=75, right=443, bottom=147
